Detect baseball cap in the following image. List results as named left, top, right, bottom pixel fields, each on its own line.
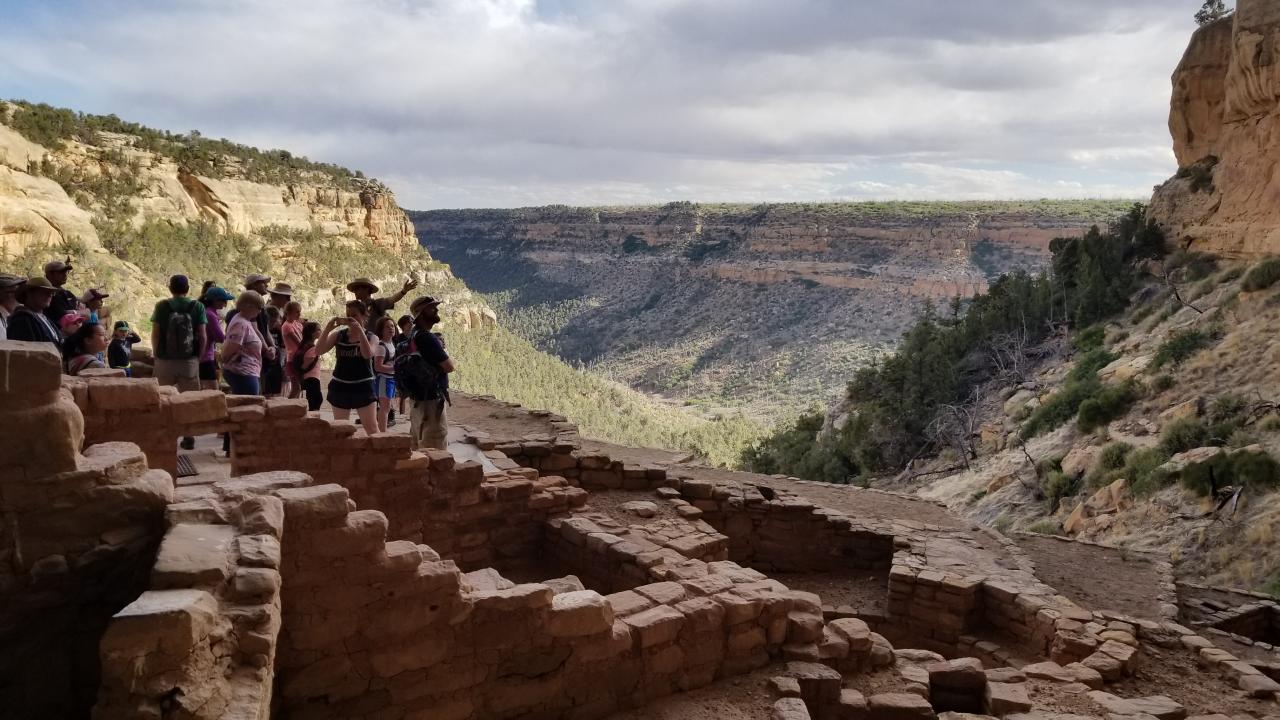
left=244, top=273, right=271, bottom=288
left=204, top=286, right=235, bottom=303
left=43, top=259, right=73, bottom=274
left=80, top=288, right=110, bottom=302
left=113, top=320, right=131, bottom=331
left=60, top=313, right=85, bottom=332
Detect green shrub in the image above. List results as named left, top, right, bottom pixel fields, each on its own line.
left=1025, top=519, right=1062, bottom=535
left=1161, top=418, right=1211, bottom=455
left=1217, top=266, right=1244, bottom=284
left=1227, top=428, right=1259, bottom=449
left=1099, top=442, right=1133, bottom=471
left=1210, top=393, right=1248, bottom=423
left=1129, top=303, right=1155, bottom=324
left=1126, top=448, right=1173, bottom=496
left=1069, top=348, right=1117, bottom=382
left=993, top=514, right=1014, bottom=534
left=1077, top=383, right=1137, bottom=433
left=1152, top=329, right=1212, bottom=368
left=1166, top=249, right=1219, bottom=281
left=1044, top=470, right=1080, bottom=512
left=969, top=489, right=987, bottom=504
left=1073, top=325, right=1106, bottom=352
left=1151, top=374, right=1176, bottom=392
left=1261, top=415, right=1280, bottom=432
left=1022, top=378, right=1100, bottom=438
left=1242, top=257, right=1280, bottom=292
left=1180, top=450, right=1280, bottom=496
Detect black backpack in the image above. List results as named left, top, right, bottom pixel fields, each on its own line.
left=160, top=299, right=195, bottom=359
left=394, top=336, right=443, bottom=401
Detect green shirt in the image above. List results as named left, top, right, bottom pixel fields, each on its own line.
left=151, top=296, right=208, bottom=359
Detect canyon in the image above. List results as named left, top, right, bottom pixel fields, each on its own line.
left=413, top=201, right=1132, bottom=420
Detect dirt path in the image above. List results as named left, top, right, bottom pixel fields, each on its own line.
left=1015, top=534, right=1168, bottom=619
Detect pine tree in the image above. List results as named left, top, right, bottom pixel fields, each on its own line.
left=1195, top=0, right=1229, bottom=26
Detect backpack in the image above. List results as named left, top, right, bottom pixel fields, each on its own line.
left=394, top=336, right=443, bottom=402
left=161, top=299, right=195, bottom=359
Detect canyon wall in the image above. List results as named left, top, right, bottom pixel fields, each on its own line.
left=413, top=202, right=1125, bottom=419
left=1150, top=1, right=1280, bottom=259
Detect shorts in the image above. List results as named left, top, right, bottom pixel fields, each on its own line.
left=302, top=377, right=323, bottom=411
left=154, top=357, right=199, bottom=391
left=410, top=397, right=448, bottom=450
left=375, top=375, right=397, bottom=400
left=223, top=369, right=260, bottom=396
left=327, top=379, right=376, bottom=410
left=199, top=360, right=218, bottom=382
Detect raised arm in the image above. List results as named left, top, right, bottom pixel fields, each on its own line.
left=315, top=318, right=342, bottom=355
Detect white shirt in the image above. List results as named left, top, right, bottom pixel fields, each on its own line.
left=0, top=305, right=9, bottom=341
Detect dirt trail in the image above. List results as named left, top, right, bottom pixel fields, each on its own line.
left=1015, top=533, right=1170, bottom=619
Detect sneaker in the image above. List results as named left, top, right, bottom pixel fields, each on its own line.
left=180, top=436, right=195, bottom=450
left=388, top=410, right=397, bottom=426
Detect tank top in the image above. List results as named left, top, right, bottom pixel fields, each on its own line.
left=332, top=328, right=375, bottom=384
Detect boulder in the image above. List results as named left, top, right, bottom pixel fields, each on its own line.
left=1061, top=446, right=1101, bottom=479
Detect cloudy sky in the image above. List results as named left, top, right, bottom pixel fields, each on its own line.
left=2, top=0, right=1196, bottom=209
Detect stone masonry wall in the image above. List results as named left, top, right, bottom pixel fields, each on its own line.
left=544, top=514, right=729, bottom=594
left=0, top=341, right=173, bottom=718
left=272, top=481, right=871, bottom=720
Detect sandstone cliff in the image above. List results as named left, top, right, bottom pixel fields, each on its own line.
left=0, top=103, right=493, bottom=331
left=413, top=201, right=1127, bottom=419
left=1150, top=1, right=1280, bottom=259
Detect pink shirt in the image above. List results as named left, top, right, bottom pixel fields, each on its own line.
left=282, top=319, right=303, bottom=359
left=223, top=315, right=263, bottom=377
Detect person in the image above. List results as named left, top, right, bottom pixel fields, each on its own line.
left=107, top=321, right=142, bottom=376
left=317, top=299, right=378, bottom=432
left=227, top=274, right=277, bottom=390
left=62, top=321, right=109, bottom=375
left=42, top=259, right=79, bottom=327
left=406, top=296, right=454, bottom=450
left=0, top=274, right=22, bottom=341
left=281, top=300, right=303, bottom=398
left=151, top=275, right=208, bottom=450
left=262, top=305, right=286, bottom=397
left=267, top=282, right=292, bottom=312
left=79, top=288, right=110, bottom=325
left=392, top=314, right=412, bottom=420
left=220, top=291, right=266, bottom=396
left=347, top=276, right=418, bottom=330
left=372, top=316, right=398, bottom=432
left=7, top=277, right=62, bottom=344
left=291, top=321, right=323, bottom=411
left=59, top=313, right=85, bottom=338
left=198, top=286, right=235, bottom=390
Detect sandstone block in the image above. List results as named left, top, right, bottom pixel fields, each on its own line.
left=636, top=581, right=687, bottom=606
left=836, top=689, right=869, bottom=720
left=1238, top=672, right=1280, bottom=697
left=928, top=657, right=987, bottom=691
left=472, top=583, right=554, bottom=611
left=231, top=567, right=281, bottom=600
left=167, top=390, right=228, bottom=425
left=984, top=681, right=1031, bottom=715
left=770, top=676, right=802, bottom=697
left=276, top=484, right=350, bottom=524
left=100, top=589, right=219, bottom=669
left=1086, top=692, right=1185, bottom=720
left=868, top=692, right=935, bottom=720
left=234, top=495, right=285, bottom=537
left=1080, top=651, right=1124, bottom=683
left=549, top=590, right=614, bottom=637
left=1097, top=638, right=1139, bottom=674
left=152, top=523, right=236, bottom=588
left=623, top=605, right=685, bottom=648
left=787, top=661, right=842, bottom=711
left=715, top=590, right=764, bottom=624
left=606, top=590, right=654, bottom=617
left=829, top=617, right=873, bottom=652
left=236, top=534, right=281, bottom=569
left=773, top=698, right=812, bottom=720
left=675, top=596, right=726, bottom=634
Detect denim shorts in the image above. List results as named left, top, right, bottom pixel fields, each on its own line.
left=375, top=375, right=397, bottom=400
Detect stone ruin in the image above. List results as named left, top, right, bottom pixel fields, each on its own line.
left=1, top=339, right=1277, bottom=719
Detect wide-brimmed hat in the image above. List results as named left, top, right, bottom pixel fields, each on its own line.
left=80, top=288, right=109, bottom=302
left=0, top=274, right=23, bottom=291
left=347, top=277, right=379, bottom=294
left=23, top=277, right=56, bottom=292
left=44, top=259, right=73, bottom=274
left=244, top=273, right=271, bottom=288
left=268, top=282, right=293, bottom=297
left=410, top=296, right=443, bottom=317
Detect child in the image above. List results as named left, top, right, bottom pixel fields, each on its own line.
left=393, top=314, right=412, bottom=419
left=262, top=305, right=286, bottom=397
left=291, top=321, right=323, bottom=411
left=63, top=321, right=109, bottom=375
left=107, top=321, right=142, bottom=376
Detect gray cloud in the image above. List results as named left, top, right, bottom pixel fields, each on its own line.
left=0, top=0, right=1192, bottom=208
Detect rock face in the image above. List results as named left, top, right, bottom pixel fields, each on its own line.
left=1150, top=3, right=1280, bottom=258
left=414, top=202, right=1123, bottom=418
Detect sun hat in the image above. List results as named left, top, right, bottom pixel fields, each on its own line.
left=268, top=282, right=294, bottom=297
left=0, top=274, right=23, bottom=291
left=410, top=296, right=443, bottom=317
left=23, top=277, right=56, bottom=292
left=346, top=277, right=379, bottom=294
left=80, top=288, right=110, bottom=302
left=43, top=259, right=73, bottom=274
left=244, top=273, right=271, bottom=288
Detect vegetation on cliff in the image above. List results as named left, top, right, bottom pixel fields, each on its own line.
left=744, top=204, right=1165, bottom=483
left=4, top=100, right=373, bottom=188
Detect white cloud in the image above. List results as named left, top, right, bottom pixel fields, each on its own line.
left=0, top=0, right=1194, bottom=208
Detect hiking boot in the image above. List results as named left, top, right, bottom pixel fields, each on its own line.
left=180, top=436, right=195, bottom=450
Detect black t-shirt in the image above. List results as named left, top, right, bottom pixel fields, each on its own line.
left=44, top=287, right=78, bottom=326
left=413, top=328, right=450, bottom=391
left=108, top=334, right=140, bottom=368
